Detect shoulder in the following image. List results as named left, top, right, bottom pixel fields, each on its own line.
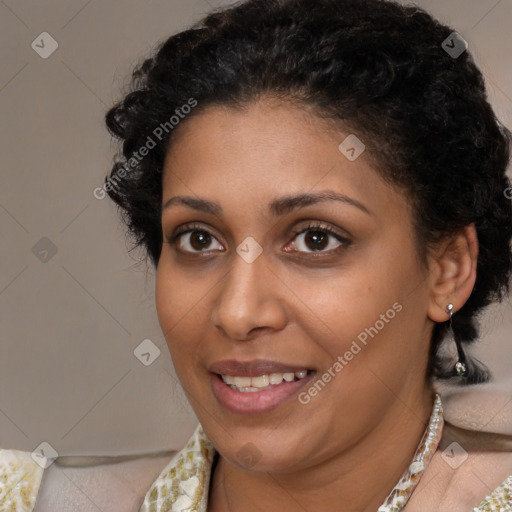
left=404, top=425, right=512, bottom=512
left=0, top=447, right=45, bottom=512
left=138, top=423, right=216, bottom=512
left=475, top=474, right=512, bottom=511
left=0, top=446, right=176, bottom=512
left=0, top=425, right=207, bottom=512
left=33, top=451, right=176, bottom=512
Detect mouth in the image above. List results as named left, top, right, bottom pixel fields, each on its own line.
left=210, top=368, right=316, bottom=414
left=219, top=370, right=310, bottom=392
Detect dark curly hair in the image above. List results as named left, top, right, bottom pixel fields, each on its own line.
left=104, top=0, right=512, bottom=386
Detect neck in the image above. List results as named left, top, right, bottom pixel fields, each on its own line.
left=208, top=387, right=435, bottom=512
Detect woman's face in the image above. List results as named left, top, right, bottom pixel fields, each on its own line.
left=156, top=97, right=434, bottom=472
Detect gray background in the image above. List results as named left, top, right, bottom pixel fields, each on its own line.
left=1, top=0, right=511, bottom=457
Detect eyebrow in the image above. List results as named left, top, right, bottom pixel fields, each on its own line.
left=162, top=190, right=372, bottom=217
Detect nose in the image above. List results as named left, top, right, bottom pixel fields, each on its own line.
left=210, top=248, right=288, bottom=341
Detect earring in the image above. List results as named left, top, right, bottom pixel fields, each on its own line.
left=446, top=303, right=468, bottom=377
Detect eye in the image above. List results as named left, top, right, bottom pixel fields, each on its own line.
left=286, top=222, right=350, bottom=254
left=167, top=221, right=351, bottom=256
left=168, top=223, right=224, bottom=254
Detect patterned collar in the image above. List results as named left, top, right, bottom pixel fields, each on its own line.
left=0, top=448, right=45, bottom=511
left=139, top=394, right=444, bottom=512
left=378, top=393, right=443, bottom=511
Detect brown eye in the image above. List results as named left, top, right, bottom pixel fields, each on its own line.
left=169, top=224, right=224, bottom=254
left=167, top=222, right=350, bottom=256
left=302, top=230, right=330, bottom=251
left=188, top=230, right=213, bottom=251
left=177, top=230, right=223, bottom=253
left=288, top=223, right=351, bottom=254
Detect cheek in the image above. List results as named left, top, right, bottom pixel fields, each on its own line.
left=155, top=262, right=211, bottom=367
left=155, top=259, right=199, bottom=331
left=155, top=263, right=174, bottom=333
left=155, top=263, right=193, bottom=356
left=298, top=245, right=422, bottom=366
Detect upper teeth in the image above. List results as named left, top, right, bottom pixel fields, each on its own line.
left=221, top=371, right=308, bottom=389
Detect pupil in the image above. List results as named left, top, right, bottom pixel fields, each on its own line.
left=191, top=231, right=210, bottom=250
left=306, top=230, right=327, bottom=251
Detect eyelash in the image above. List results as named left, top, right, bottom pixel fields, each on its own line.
left=166, top=221, right=351, bottom=257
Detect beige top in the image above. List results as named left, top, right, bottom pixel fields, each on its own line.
left=137, top=422, right=512, bottom=512
left=2, top=393, right=512, bottom=511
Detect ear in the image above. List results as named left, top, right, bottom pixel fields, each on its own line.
left=427, top=223, right=478, bottom=322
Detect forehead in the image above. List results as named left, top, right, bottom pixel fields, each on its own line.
left=161, top=98, right=408, bottom=222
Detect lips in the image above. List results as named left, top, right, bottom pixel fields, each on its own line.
left=208, top=358, right=314, bottom=377
left=208, top=359, right=316, bottom=414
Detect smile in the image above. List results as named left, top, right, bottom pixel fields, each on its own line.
left=208, top=359, right=316, bottom=413
left=221, top=371, right=309, bottom=392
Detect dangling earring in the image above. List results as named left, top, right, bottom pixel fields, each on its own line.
left=446, top=303, right=468, bottom=377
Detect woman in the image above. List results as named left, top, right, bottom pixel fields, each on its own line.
left=102, top=0, right=512, bottom=510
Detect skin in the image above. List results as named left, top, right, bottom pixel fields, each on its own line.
left=155, top=96, right=478, bottom=511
